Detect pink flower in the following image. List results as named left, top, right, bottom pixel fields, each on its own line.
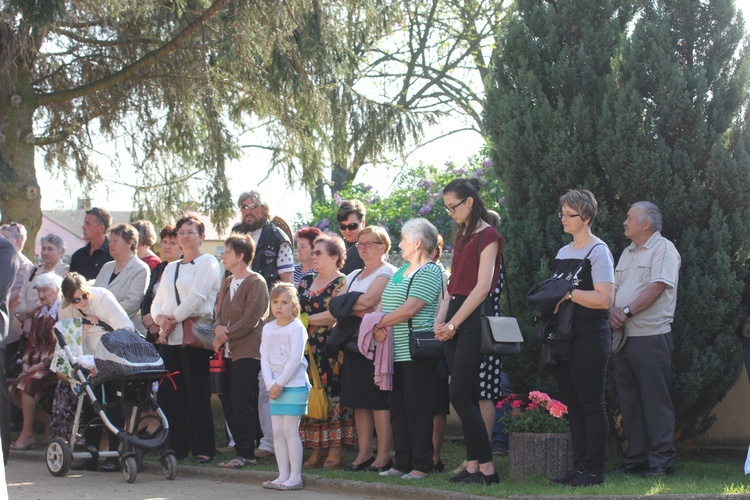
left=548, top=400, right=568, bottom=418
left=529, top=391, right=552, bottom=405
left=511, top=400, right=523, bottom=409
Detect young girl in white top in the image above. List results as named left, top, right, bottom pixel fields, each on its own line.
left=260, top=282, right=310, bottom=491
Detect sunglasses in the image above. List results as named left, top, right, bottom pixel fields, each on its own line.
left=71, top=293, right=90, bottom=304
left=240, top=203, right=259, bottom=211
left=311, top=250, right=327, bottom=257
left=339, top=222, right=360, bottom=231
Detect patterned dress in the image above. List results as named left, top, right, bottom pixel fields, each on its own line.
left=11, top=307, right=59, bottom=405
left=297, top=273, right=356, bottom=448
left=478, top=276, right=505, bottom=402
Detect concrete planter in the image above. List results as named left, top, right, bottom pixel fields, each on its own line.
left=508, top=432, right=573, bottom=482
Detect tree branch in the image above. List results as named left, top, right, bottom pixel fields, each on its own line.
left=36, top=0, right=229, bottom=106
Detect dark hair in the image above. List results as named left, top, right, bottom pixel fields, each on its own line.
left=175, top=213, right=205, bottom=236
left=296, top=227, right=323, bottom=247
left=443, top=178, right=489, bottom=245
left=336, top=200, right=366, bottom=223
left=131, top=220, right=157, bottom=247
left=159, top=225, right=177, bottom=240
left=312, top=234, right=347, bottom=269
left=86, top=207, right=112, bottom=231
left=224, top=232, right=256, bottom=264
left=61, top=272, right=90, bottom=306
left=108, top=223, right=139, bottom=251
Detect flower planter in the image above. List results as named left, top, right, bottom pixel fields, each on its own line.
left=508, top=432, right=573, bottom=482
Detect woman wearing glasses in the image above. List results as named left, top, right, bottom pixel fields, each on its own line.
left=546, top=190, right=614, bottom=487
left=338, top=226, right=396, bottom=473
left=336, top=200, right=366, bottom=274
left=151, top=214, right=222, bottom=464
left=57, top=272, right=136, bottom=472
left=293, top=227, right=323, bottom=286
left=434, top=178, right=503, bottom=484
left=297, top=234, right=353, bottom=470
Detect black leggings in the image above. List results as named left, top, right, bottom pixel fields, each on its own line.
left=443, top=296, right=492, bottom=464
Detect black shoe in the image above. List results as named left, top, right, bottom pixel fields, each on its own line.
left=550, top=469, right=582, bottom=485
left=460, top=471, right=500, bottom=484
left=98, top=457, right=120, bottom=472
left=642, top=466, right=673, bottom=477
left=570, top=471, right=604, bottom=487
left=365, top=459, right=393, bottom=472
left=344, top=455, right=375, bottom=471
left=448, top=469, right=472, bottom=483
left=71, top=458, right=98, bottom=471
left=432, top=458, right=445, bottom=473
left=615, top=463, right=650, bottom=475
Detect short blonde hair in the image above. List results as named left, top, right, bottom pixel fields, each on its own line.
left=358, top=226, right=391, bottom=254
left=270, top=282, right=300, bottom=318
left=559, top=189, right=598, bottom=223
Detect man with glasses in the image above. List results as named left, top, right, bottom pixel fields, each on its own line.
left=70, top=207, right=113, bottom=280
left=337, top=200, right=366, bottom=274
left=609, top=201, right=681, bottom=478
left=230, top=190, right=293, bottom=460
left=0, top=210, right=20, bottom=466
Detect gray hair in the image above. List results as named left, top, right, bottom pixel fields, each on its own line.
left=41, top=233, right=66, bottom=254
left=401, top=218, right=438, bottom=254
left=34, top=272, right=63, bottom=292
left=631, top=201, right=662, bottom=231
left=237, top=190, right=270, bottom=216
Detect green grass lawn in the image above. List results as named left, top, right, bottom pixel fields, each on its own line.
left=191, top=430, right=750, bottom=496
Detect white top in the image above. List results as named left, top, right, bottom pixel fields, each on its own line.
left=260, top=318, right=310, bottom=390
left=151, top=254, right=221, bottom=345
left=17, top=261, right=69, bottom=325
left=345, top=263, right=397, bottom=310
left=58, top=287, right=135, bottom=355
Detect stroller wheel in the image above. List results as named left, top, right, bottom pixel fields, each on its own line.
left=121, top=456, right=138, bottom=483
left=46, top=438, right=72, bottom=477
left=161, top=453, right=178, bottom=480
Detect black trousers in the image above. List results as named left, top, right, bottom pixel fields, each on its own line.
left=0, top=348, right=10, bottom=464
left=554, top=322, right=610, bottom=475
left=443, top=297, right=493, bottom=464
left=226, top=357, right=260, bottom=460
left=388, top=358, right=438, bottom=473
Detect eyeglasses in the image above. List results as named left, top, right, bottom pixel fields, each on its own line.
left=339, top=222, right=360, bottom=231
left=240, top=203, right=259, bottom=211
left=558, top=213, right=581, bottom=220
left=71, top=293, right=89, bottom=304
left=177, top=230, right=198, bottom=237
left=356, top=241, right=384, bottom=249
left=445, top=198, right=469, bottom=214
left=311, top=250, right=326, bottom=257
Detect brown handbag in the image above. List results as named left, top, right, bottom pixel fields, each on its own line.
left=173, top=259, right=215, bottom=350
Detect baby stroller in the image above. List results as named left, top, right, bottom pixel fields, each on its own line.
left=45, top=319, right=177, bottom=483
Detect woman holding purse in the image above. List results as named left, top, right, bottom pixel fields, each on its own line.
left=151, top=213, right=221, bottom=463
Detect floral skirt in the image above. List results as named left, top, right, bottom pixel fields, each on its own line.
left=50, top=382, right=77, bottom=438
left=299, top=395, right=356, bottom=448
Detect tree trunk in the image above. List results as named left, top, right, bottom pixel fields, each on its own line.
left=331, top=163, right=356, bottom=193
left=0, top=66, right=42, bottom=257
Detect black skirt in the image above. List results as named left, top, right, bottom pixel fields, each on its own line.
left=340, top=350, right=389, bottom=410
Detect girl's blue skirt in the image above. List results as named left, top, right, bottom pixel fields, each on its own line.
left=270, top=386, right=309, bottom=416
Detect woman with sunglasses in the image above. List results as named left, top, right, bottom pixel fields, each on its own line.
left=336, top=200, right=366, bottom=275
left=57, top=272, right=136, bottom=472
left=151, top=213, right=222, bottom=464
left=297, top=234, right=353, bottom=470
left=434, top=178, right=503, bottom=485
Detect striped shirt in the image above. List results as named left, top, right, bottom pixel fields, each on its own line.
left=381, top=263, right=444, bottom=362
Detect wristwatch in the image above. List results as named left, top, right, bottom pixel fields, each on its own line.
left=623, top=306, right=633, bottom=318
left=447, top=323, right=456, bottom=332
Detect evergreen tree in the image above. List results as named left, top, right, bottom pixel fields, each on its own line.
left=486, top=0, right=750, bottom=440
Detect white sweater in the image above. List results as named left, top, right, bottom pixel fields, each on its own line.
left=260, top=318, right=310, bottom=390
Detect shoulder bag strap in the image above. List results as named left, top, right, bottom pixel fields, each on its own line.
left=346, top=269, right=364, bottom=293
left=173, top=261, right=182, bottom=306
left=28, top=266, right=38, bottom=282
left=306, top=343, right=323, bottom=389
left=569, top=243, right=605, bottom=286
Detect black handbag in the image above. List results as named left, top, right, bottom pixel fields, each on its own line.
left=480, top=254, right=523, bottom=356
left=407, top=262, right=444, bottom=360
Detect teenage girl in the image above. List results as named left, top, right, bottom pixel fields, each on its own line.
left=260, top=282, right=311, bottom=491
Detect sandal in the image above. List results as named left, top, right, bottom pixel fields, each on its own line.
left=10, top=438, right=35, bottom=450
left=218, top=457, right=256, bottom=469
left=303, top=452, right=325, bottom=469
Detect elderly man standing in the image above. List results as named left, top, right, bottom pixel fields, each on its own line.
left=232, top=191, right=294, bottom=289
left=230, top=191, right=293, bottom=460
left=70, top=207, right=113, bottom=280
left=609, top=201, right=681, bottom=478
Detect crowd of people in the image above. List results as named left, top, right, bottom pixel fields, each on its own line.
left=0, top=181, right=686, bottom=490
